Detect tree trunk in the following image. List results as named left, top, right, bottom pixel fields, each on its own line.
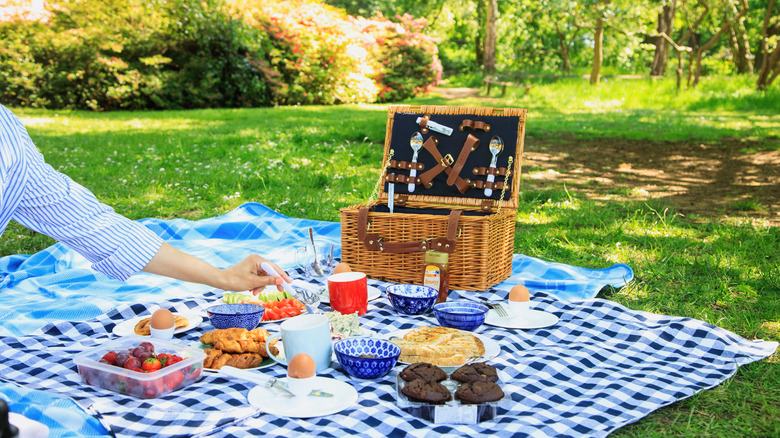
left=475, top=0, right=486, bottom=67
left=757, top=39, right=780, bottom=90
left=728, top=0, right=753, bottom=74
left=651, top=0, right=677, bottom=76
left=693, top=0, right=748, bottom=86
left=756, top=0, right=777, bottom=89
left=555, top=23, right=573, bottom=73
left=590, top=17, right=604, bottom=85
left=483, top=0, right=498, bottom=73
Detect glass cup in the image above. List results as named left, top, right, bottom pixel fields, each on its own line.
left=296, top=243, right=335, bottom=278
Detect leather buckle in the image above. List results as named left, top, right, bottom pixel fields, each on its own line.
left=377, top=237, right=384, bottom=252
left=441, top=154, right=454, bottom=167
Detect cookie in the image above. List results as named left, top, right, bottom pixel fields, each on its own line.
left=134, top=315, right=189, bottom=335
left=399, top=362, right=447, bottom=382
left=450, top=363, right=499, bottom=383
left=454, top=380, right=504, bottom=404
left=401, top=378, right=452, bottom=404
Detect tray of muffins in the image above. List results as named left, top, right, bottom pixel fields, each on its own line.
left=395, top=362, right=508, bottom=424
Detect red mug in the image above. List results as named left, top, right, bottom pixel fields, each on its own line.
left=328, top=272, right=368, bottom=315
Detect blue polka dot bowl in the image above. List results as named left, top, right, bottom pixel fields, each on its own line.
left=432, top=301, right=488, bottom=332
left=206, top=303, right=265, bottom=330
left=334, top=337, right=401, bottom=380
left=385, top=284, right=438, bottom=315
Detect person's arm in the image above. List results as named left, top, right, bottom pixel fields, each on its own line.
left=141, top=242, right=291, bottom=293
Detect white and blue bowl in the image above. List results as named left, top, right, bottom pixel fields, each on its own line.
left=432, top=301, right=488, bottom=332
left=385, top=284, right=438, bottom=315
left=206, top=303, right=264, bottom=330
left=334, top=337, right=401, bottom=379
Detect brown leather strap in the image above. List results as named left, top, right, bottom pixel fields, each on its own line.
left=418, top=137, right=451, bottom=189
left=418, top=136, right=473, bottom=194
left=419, top=114, right=430, bottom=134
left=389, top=160, right=424, bottom=171
left=385, top=173, right=420, bottom=184
left=472, top=166, right=508, bottom=177
left=357, top=207, right=461, bottom=253
left=471, top=180, right=505, bottom=190
left=447, top=134, right=479, bottom=186
left=459, top=119, right=491, bottom=132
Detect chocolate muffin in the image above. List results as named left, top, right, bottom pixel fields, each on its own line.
left=399, top=362, right=447, bottom=382
left=454, top=380, right=504, bottom=404
left=401, top=378, right=452, bottom=404
left=450, top=363, right=499, bottom=383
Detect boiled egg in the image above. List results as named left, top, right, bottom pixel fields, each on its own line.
left=287, top=353, right=316, bottom=379
left=150, top=308, right=175, bottom=330
left=333, top=262, right=352, bottom=275
left=508, top=285, right=530, bottom=302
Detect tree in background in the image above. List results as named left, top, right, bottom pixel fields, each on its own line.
left=650, top=0, right=677, bottom=76
left=756, top=0, right=779, bottom=89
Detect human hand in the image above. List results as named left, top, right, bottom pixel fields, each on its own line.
left=218, top=255, right=292, bottom=294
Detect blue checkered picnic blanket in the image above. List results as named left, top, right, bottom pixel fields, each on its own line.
left=0, top=286, right=776, bottom=438
left=0, top=203, right=632, bottom=337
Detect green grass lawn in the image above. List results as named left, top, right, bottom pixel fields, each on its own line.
left=4, top=76, right=779, bottom=436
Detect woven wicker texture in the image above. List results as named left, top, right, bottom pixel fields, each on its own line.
left=341, top=105, right=526, bottom=291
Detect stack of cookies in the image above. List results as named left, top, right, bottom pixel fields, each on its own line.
left=399, top=362, right=504, bottom=405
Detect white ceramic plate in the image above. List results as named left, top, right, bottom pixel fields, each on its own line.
left=247, top=376, right=358, bottom=417
left=319, top=285, right=382, bottom=305
left=112, top=313, right=202, bottom=337
left=380, top=328, right=501, bottom=369
left=484, top=308, right=559, bottom=329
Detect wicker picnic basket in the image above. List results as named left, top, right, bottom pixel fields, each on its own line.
left=340, top=105, right=526, bottom=291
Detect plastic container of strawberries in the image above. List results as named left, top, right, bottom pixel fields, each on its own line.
left=74, top=335, right=205, bottom=399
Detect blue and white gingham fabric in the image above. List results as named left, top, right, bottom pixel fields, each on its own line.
left=0, top=287, right=775, bottom=438
left=0, top=202, right=632, bottom=337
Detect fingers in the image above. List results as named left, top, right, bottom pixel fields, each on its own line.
left=257, top=259, right=292, bottom=283
left=250, top=276, right=282, bottom=296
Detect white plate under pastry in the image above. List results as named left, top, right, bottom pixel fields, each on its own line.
left=484, top=308, right=559, bottom=329
left=319, top=285, right=381, bottom=305
left=380, top=328, right=501, bottom=371
left=247, top=376, right=358, bottom=417
left=197, top=343, right=277, bottom=372
left=112, top=313, right=202, bottom=337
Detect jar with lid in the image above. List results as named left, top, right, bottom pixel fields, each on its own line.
left=422, top=250, right=449, bottom=303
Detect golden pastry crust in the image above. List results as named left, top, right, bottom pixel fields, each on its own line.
left=390, top=326, right=485, bottom=367
left=133, top=315, right=189, bottom=335
left=199, top=328, right=278, bottom=356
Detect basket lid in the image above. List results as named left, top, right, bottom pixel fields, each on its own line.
left=376, top=105, right=526, bottom=212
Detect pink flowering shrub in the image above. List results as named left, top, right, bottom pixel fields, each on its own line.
left=0, top=0, right=440, bottom=109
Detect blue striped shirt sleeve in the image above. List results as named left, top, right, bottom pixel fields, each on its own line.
left=1, top=105, right=163, bottom=281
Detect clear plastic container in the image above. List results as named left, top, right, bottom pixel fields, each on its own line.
left=395, top=373, right=508, bottom=424
left=74, top=335, right=206, bottom=399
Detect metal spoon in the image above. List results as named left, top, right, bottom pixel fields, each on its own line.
left=408, top=132, right=424, bottom=192
left=309, top=228, right=324, bottom=276
left=484, top=136, right=504, bottom=197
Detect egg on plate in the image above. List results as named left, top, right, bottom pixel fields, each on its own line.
left=508, top=285, right=530, bottom=303
left=288, top=353, right=316, bottom=379
left=150, top=308, right=175, bottom=330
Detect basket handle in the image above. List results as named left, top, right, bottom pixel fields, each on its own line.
left=357, top=207, right=461, bottom=254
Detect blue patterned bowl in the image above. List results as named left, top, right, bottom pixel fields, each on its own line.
left=334, top=337, right=401, bottom=379
left=206, top=303, right=265, bottom=330
left=432, top=301, right=488, bottom=332
left=385, top=284, right=438, bottom=315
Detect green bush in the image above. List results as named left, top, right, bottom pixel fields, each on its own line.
left=0, top=0, right=440, bottom=110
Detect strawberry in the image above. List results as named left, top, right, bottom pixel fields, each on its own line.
left=164, top=370, right=184, bottom=391
left=157, top=353, right=170, bottom=367
left=142, top=357, right=162, bottom=372
left=167, top=355, right=183, bottom=365
left=143, top=377, right=165, bottom=398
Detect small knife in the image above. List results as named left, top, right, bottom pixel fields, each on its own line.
left=218, top=366, right=334, bottom=398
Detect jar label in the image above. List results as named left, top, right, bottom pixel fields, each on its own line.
left=423, top=265, right=441, bottom=290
